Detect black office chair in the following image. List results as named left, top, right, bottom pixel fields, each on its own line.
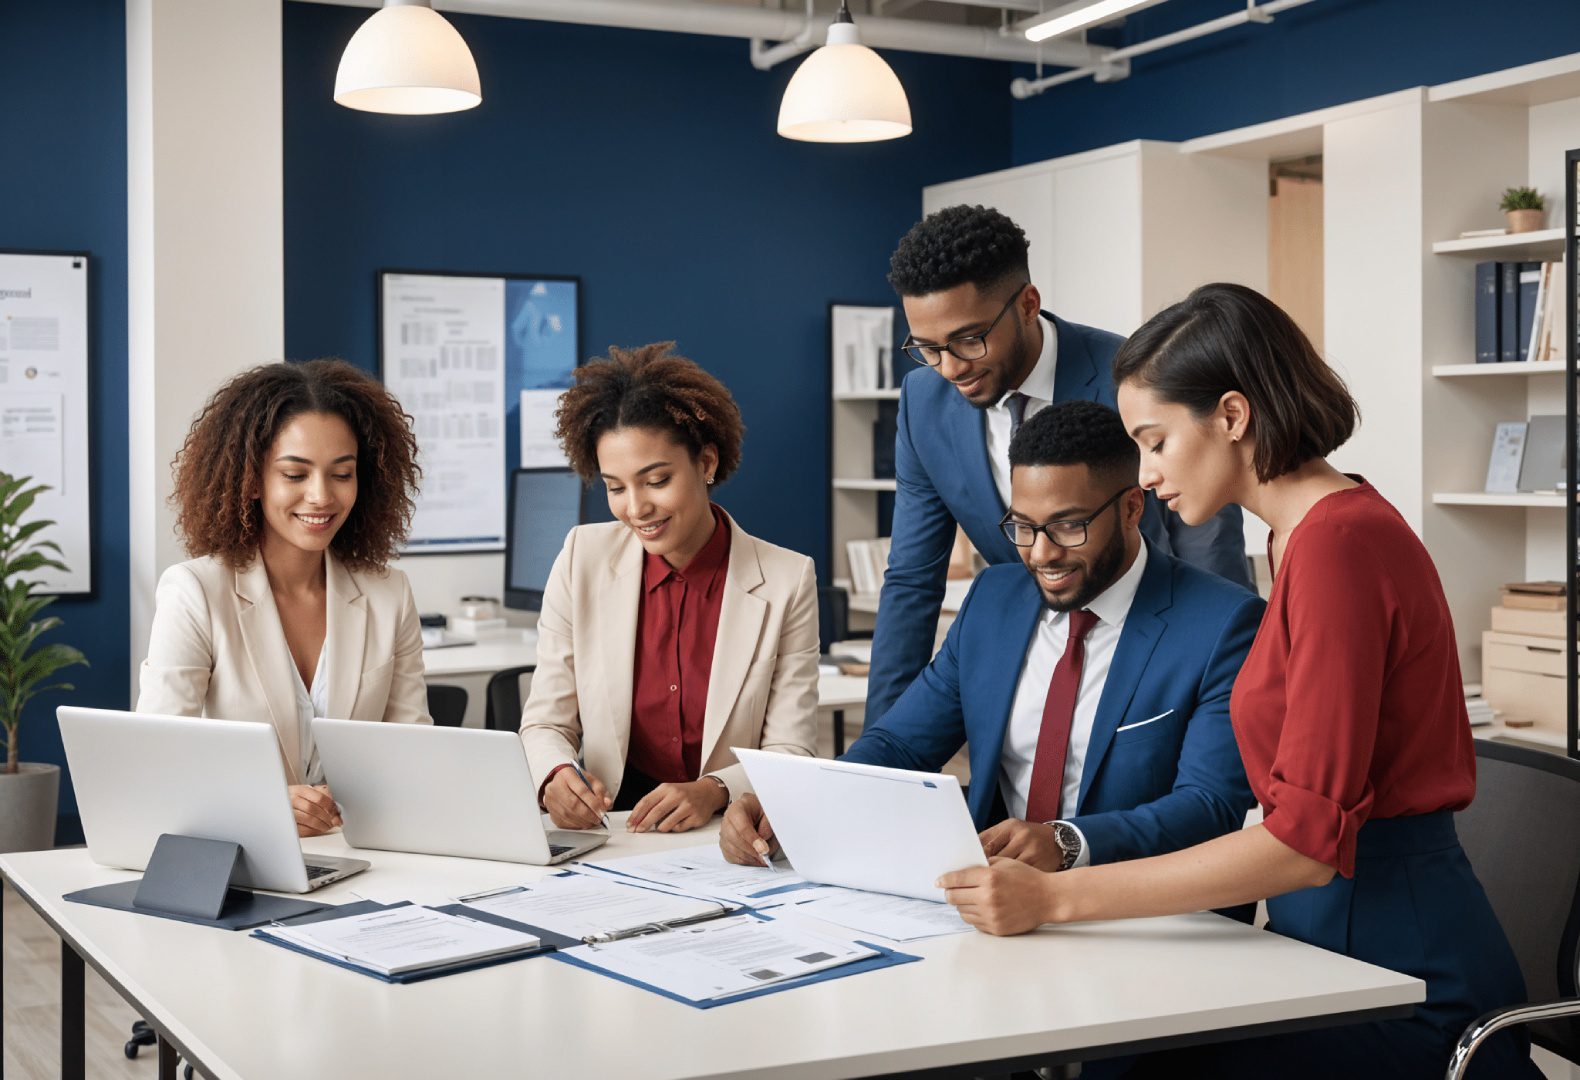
left=425, top=683, right=468, bottom=727
left=485, top=665, right=535, bottom=732
left=1448, top=739, right=1580, bottom=1077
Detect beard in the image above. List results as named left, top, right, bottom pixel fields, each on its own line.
left=966, top=322, right=1033, bottom=411
left=1038, top=524, right=1128, bottom=613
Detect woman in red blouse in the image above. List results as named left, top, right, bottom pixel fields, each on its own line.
left=519, top=343, right=819, bottom=835
left=938, top=284, right=1535, bottom=1078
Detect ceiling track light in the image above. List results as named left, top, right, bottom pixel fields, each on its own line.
left=335, top=0, right=482, bottom=116
left=1023, top=0, right=1172, bottom=44
left=777, top=1, right=912, bottom=144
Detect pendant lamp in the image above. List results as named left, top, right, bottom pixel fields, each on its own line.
left=334, top=0, right=482, bottom=115
left=777, top=2, right=911, bottom=143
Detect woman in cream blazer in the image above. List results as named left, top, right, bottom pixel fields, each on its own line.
left=521, top=343, right=818, bottom=834
left=137, top=359, right=430, bottom=835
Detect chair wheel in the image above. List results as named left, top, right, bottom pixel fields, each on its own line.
left=124, top=1041, right=140, bottom=1059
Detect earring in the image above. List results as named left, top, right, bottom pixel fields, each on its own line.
left=706, top=476, right=716, bottom=485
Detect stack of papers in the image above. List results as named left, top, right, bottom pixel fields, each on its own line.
left=786, top=890, right=972, bottom=942
left=1465, top=696, right=1496, bottom=728
left=258, top=903, right=541, bottom=978
left=460, top=873, right=733, bottom=943
left=580, top=844, right=815, bottom=907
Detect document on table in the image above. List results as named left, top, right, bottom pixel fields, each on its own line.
left=789, top=890, right=973, bottom=942
left=579, top=843, right=814, bottom=906
left=560, top=914, right=878, bottom=1000
left=460, top=873, right=731, bottom=942
left=264, top=905, right=540, bottom=976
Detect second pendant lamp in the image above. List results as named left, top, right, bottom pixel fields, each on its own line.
left=777, top=2, right=912, bottom=143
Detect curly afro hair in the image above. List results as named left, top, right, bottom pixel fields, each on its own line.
left=554, top=342, right=745, bottom=485
left=1008, top=400, right=1139, bottom=489
left=171, top=359, right=421, bottom=571
left=888, top=204, right=1031, bottom=298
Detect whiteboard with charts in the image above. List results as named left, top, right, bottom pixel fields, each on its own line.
left=0, top=250, right=92, bottom=595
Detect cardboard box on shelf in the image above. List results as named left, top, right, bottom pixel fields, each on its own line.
left=1481, top=630, right=1567, bottom=736
left=1489, top=605, right=1566, bottom=638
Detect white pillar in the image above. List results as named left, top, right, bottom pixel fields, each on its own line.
left=126, top=0, right=284, bottom=693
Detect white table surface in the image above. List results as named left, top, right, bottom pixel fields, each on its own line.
left=2, top=819, right=1422, bottom=1080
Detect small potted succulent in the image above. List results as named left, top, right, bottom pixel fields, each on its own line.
left=1500, top=186, right=1546, bottom=234
left=0, top=472, right=87, bottom=853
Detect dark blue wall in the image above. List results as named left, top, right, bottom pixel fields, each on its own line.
left=283, top=2, right=1013, bottom=572
left=1, top=1, right=129, bottom=839
left=1012, top=0, right=1580, bottom=163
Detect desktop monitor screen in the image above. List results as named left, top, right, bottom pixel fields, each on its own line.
left=504, top=468, right=583, bottom=612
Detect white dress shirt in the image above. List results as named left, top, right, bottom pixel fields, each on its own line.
left=998, top=543, right=1148, bottom=864
left=291, top=641, right=330, bottom=786
left=985, top=313, right=1059, bottom=507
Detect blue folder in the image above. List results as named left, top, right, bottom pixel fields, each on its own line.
left=251, top=900, right=574, bottom=984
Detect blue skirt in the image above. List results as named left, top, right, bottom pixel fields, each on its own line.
left=1125, top=811, right=1540, bottom=1079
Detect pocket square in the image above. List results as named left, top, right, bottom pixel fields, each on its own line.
left=1115, top=709, right=1174, bottom=733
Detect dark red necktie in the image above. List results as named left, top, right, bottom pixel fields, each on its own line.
left=1025, top=608, right=1100, bottom=823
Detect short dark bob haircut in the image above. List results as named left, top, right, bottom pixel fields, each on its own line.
left=1009, top=400, right=1139, bottom=491
left=171, top=359, right=421, bottom=571
left=1112, top=283, right=1358, bottom=483
left=554, top=342, right=745, bottom=485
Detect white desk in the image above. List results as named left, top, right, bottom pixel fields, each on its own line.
left=2, top=819, right=1422, bottom=1080
left=424, top=633, right=870, bottom=747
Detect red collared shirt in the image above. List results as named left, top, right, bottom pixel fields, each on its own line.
left=627, top=505, right=731, bottom=784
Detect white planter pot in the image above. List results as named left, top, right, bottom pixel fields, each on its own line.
left=0, top=763, right=60, bottom=853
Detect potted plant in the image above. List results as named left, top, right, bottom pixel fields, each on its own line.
left=0, top=472, right=87, bottom=853
left=1500, top=186, right=1546, bottom=234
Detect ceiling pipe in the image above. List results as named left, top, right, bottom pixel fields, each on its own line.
left=751, top=0, right=821, bottom=72
left=1011, top=0, right=1315, bottom=99
left=301, top=0, right=1112, bottom=68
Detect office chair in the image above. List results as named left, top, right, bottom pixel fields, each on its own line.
left=1447, top=738, right=1580, bottom=1078
left=817, top=585, right=851, bottom=656
left=485, top=665, right=535, bottom=732
left=425, top=683, right=468, bottom=727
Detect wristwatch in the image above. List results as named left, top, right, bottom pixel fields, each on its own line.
left=1049, top=820, right=1083, bottom=871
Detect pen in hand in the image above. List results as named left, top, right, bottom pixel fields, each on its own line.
left=571, top=763, right=612, bottom=830
left=754, top=839, right=776, bottom=873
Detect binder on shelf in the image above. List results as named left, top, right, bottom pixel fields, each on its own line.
left=1476, top=261, right=1501, bottom=364
left=1519, top=262, right=1543, bottom=362
left=1500, top=261, right=1521, bottom=362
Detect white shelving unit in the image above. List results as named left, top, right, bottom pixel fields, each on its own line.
left=1432, top=361, right=1575, bottom=377
left=1430, top=227, right=1566, bottom=258
left=1432, top=492, right=1567, bottom=508
left=829, top=367, right=900, bottom=633
left=832, top=478, right=897, bottom=492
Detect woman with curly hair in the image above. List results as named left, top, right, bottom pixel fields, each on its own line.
left=521, top=342, right=818, bottom=835
left=137, top=359, right=431, bottom=837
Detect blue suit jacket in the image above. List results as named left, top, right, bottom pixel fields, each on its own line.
left=843, top=543, right=1263, bottom=866
left=865, top=313, right=1252, bottom=723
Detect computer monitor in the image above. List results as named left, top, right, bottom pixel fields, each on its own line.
left=504, top=467, right=583, bottom=611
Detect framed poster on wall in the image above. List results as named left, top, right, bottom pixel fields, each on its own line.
left=0, top=250, right=92, bottom=595
left=378, top=269, right=582, bottom=554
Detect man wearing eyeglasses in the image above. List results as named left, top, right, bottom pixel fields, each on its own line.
left=721, top=401, right=1261, bottom=884
left=864, top=204, right=1253, bottom=730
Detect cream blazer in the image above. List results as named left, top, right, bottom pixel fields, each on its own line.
left=136, top=552, right=431, bottom=786
left=519, top=512, right=819, bottom=802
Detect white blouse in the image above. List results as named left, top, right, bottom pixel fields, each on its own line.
left=292, top=641, right=330, bottom=786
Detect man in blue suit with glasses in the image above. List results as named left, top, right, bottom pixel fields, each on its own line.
left=721, top=401, right=1261, bottom=880
left=864, top=204, right=1252, bottom=727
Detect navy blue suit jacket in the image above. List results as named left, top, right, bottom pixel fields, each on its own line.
left=865, top=313, right=1252, bottom=724
left=843, top=543, right=1263, bottom=866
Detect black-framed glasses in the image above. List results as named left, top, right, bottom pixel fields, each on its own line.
left=999, top=486, right=1135, bottom=549
left=902, top=284, right=1027, bottom=367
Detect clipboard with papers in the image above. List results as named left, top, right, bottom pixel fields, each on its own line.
left=452, top=870, right=743, bottom=944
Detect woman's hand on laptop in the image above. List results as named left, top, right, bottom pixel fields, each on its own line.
left=289, top=784, right=343, bottom=837
left=543, top=766, right=611, bottom=830
left=627, top=779, right=728, bottom=834
left=719, top=793, right=780, bottom=865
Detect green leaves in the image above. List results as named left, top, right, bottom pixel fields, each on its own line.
left=1499, top=186, right=1544, bottom=212
left=0, top=471, right=88, bottom=772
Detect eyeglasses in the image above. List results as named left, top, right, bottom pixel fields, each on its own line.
left=901, top=285, right=1027, bottom=367
left=999, top=486, right=1134, bottom=549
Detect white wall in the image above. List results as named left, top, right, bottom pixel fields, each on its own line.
left=126, top=0, right=284, bottom=686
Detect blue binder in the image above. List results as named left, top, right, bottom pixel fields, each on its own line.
left=1476, top=261, right=1500, bottom=363
left=1500, top=261, right=1520, bottom=362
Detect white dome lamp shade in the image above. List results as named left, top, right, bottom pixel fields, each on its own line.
left=777, top=2, right=911, bottom=143
left=334, top=0, right=481, bottom=116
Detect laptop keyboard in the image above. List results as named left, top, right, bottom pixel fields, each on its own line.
left=305, top=864, right=336, bottom=880
left=548, top=843, right=572, bottom=857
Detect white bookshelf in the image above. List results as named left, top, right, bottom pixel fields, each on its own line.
left=1432, top=361, right=1574, bottom=378
left=1431, top=492, right=1567, bottom=508
left=829, top=376, right=898, bottom=631
left=833, top=390, right=902, bottom=402
left=1430, top=227, right=1565, bottom=259
left=832, top=478, right=898, bottom=492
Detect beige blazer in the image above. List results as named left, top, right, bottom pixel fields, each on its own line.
left=519, top=512, right=819, bottom=802
left=136, top=552, right=431, bottom=785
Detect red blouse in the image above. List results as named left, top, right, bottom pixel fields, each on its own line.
left=627, top=505, right=731, bottom=784
left=1230, top=481, right=1476, bottom=878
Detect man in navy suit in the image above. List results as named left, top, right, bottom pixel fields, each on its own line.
left=721, top=401, right=1262, bottom=877
left=865, top=204, right=1252, bottom=726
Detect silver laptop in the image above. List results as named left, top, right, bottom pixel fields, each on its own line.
left=312, top=718, right=608, bottom=865
left=57, top=707, right=367, bottom=893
